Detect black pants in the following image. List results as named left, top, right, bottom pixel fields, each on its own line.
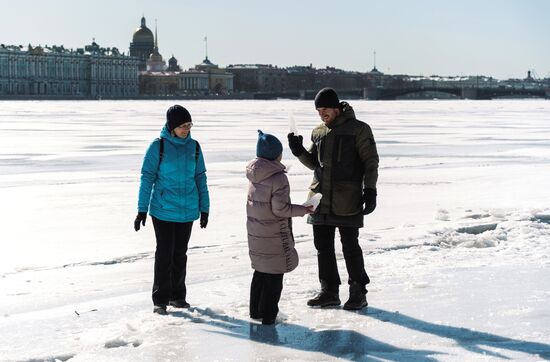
left=313, top=225, right=370, bottom=287
left=151, top=216, right=193, bottom=306
left=250, top=271, right=283, bottom=321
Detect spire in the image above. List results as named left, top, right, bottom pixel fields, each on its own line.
left=154, top=19, right=158, bottom=49
left=372, top=50, right=378, bottom=72
left=141, top=15, right=146, bottom=28
left=204, top=35, right=208, bottom=60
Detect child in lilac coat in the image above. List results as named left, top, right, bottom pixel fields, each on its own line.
left=246, top=130, right=312, bottom=324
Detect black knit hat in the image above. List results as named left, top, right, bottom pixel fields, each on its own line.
left=166, top=105, right=192, bottom=131
left=314, top=87, right=340, bottom=109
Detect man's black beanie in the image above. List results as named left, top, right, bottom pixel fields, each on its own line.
left=314, top=87, right=340, bottom=109
left=166, top=105, right=192, bottom=131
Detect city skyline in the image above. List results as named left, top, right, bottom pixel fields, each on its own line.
left=2, top=0, right=549, bottom=79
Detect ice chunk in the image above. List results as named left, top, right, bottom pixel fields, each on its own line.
left=288, top=113, right=298, bottom=135
left=302, top=193, right=322, bottom=211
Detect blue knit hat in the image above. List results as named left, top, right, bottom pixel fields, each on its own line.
left=256, top=130, right=283, bottom=160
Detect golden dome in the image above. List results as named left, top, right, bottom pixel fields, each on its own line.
left=132, top=17, right=154, bottom=44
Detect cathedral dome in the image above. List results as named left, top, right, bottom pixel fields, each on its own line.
left=132, top=17, right=154, bottom=44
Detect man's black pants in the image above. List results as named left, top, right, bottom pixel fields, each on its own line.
left=313, top=225, right=370, bottom=287
left=250, top=271, right=284, bottom=321
left=151, top=216, right=193, bottom=306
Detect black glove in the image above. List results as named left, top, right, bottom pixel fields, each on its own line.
left=287, top=133, right=305, bottom=157
left=134, top=212, right=147, bottom=231
left=200, top=212, right=209, bottom=228
left=362, top=188, right=377, bottom=215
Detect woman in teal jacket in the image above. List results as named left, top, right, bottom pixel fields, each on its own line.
left=135, top=105, right=210, bottom=315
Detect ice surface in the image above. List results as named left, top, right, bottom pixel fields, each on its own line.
left=1, top=99, right=550, bottom=361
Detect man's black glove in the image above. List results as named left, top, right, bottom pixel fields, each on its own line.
left=200, top=212, right=209, bottom=228
left=363, top=188, right=377, bottom=215
left=134, top=212, right=147, bottom=231
left=287, top=133, right=306, bottom=157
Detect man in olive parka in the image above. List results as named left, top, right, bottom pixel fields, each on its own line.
left=287, top=87, right=378, bottom=310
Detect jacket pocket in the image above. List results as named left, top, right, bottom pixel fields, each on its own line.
left=331, top=181, right=363, bottom=216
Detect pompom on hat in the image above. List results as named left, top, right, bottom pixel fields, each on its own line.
left=256, top=130, right=283, bottom=160
left=166, top=104, right=192, bottom=131
left=314, top=87, right=340, bottom=109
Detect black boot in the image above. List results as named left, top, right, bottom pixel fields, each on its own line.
left=169, top=299, right=190, bottom=308
left=153, top=304, right=168, bottom=315
left=307, top=281, right=341, bottom=307
left=343, top=281, right=368, bottom=310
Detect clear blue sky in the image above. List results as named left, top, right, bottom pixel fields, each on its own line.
left=2, top=0, right=549, bottom=79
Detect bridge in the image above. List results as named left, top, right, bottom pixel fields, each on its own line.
left=364, top=86, right=550, bottom=100
left=251, top=86, right=549, bottom=101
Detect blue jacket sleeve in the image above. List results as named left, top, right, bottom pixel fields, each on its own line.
left=194, top=142, right=210, bottom=213
left=137, top=139, right=161, bottom=213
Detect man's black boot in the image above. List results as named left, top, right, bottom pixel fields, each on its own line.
left=307, top=281, right=340, bottom=307
left=169, top=299, right=190, bottom=308
left=343, top=281, right=368, bottom=310
left=153, top=304, right=168, bottom=315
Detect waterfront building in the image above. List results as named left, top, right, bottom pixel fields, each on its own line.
left=195, top=57, right=233, bottom=94
left=139, top=72, right=179, bottom=96
left=226, top=64, right=286, bottom=93
left=139, top=58, right=232, bottom=96
left=286, top=65, right=317, bottom=92
left=0, top=41, right=139, bottom=98
left=139, top=51, right=209, bottom=96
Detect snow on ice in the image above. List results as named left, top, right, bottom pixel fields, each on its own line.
left=1, top=99, right=549, bottom=361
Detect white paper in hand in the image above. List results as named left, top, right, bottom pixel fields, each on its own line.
left=288, top=113, right=298, bottom=135
left=302, top=193, right=322, bottom=211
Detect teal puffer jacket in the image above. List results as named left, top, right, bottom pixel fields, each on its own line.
left=138, top=126, right=209, bottom=223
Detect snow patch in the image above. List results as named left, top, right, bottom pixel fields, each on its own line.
left=104, top=337, right=142, bottom=349
left=456, top=223, right=498, bottom=235
left=434, top=209, right=450, bottom=221
left=463, top=213, right=491, bottom=220
left=431, top=225, right=505, bottom=248
left=19, top=354, right=75, bottom=362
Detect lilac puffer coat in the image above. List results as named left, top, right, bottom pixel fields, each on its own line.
left=246, top=158, right=309, bottom=274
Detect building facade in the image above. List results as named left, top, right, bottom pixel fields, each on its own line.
left=195, top=57, right=234, bottom=94
left=139, top=65, right=232, bottom=96
left=0, top=42, right=139, bottom=98
left=226, top=64, right=286, bottom=93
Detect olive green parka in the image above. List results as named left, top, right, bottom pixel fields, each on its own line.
left=297, top=102, right=378, bottom=227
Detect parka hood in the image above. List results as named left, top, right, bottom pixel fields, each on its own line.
left=329, top=101, right=356, bottom=129
left=160, top=126, right=193, bottom=145
left=246, top=157, right=286, bottom=183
